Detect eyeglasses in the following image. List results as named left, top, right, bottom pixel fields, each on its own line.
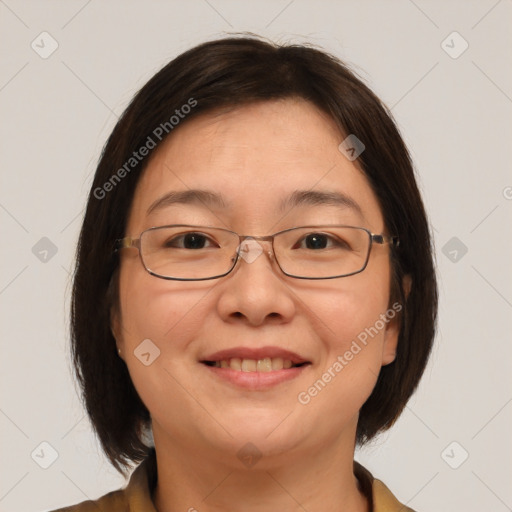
left=114, top=225, right=399, bottom=281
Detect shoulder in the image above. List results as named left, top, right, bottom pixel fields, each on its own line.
left=47, top=450, right=156, bottom=512
left=354, top=461, right=416, bottom=512
left=49, top=489, right=128, bottom=512
left=372, top=478, right=416, bottom=512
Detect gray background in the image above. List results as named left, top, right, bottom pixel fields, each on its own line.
left=1, top=1, right=511, bottom=511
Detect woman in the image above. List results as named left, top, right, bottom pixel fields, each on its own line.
left=56, top=35, right=437, bottom=511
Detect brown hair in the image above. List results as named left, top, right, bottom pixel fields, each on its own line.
left=71, top=35, right=437, bottom=473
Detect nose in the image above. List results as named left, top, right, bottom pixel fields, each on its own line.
left=216, top=238, right=296, bottom=327
left=236, top=237, right=274, bottom=265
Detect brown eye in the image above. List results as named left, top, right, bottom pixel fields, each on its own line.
left=295, top=233, right=350, bottom=250
left=304, top=233, right=328, bottom=249
left=164, top=233, right=217, bottom=249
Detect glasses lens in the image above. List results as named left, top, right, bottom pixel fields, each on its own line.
left=274, top=226, right=371, bottom=278
left=140, top=226, right=238, bottom=280
left=138, top=225, right=371, bottom=280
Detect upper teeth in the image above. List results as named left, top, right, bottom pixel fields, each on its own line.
left=212, top=357, right=295, bottom=372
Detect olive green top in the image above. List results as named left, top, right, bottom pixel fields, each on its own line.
left=51, top=450, right=415, bottom=512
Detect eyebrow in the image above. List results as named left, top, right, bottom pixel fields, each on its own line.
left=280, top=190, right=363, bottom=217
left=147, top=189, right=228, bottom=215
left=147, top=188, right=363, bottom=217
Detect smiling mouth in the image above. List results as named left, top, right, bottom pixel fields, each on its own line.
left=201, top=357, right=310, bottom=372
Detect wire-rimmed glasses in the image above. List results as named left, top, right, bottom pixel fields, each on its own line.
left=114, top=225, right=399, bottom=281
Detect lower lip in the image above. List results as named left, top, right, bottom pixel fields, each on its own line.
left=202, top=363, right=310, bottom=390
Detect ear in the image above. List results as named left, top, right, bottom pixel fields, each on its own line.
left=381, top=320, right=399, bottom=366
left=110, top=304, right=125, bottom=360
left=381, top=274, right=412, bottom=366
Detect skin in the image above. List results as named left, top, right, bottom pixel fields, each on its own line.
left=112, top=99, right=402, bottom=512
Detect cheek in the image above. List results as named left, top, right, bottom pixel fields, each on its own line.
left=310, top=256, right=392, bottom=352
left=297, top=263, right=392, bottom=408
left=114, top=262, right=205, bottom=383
left=297, top=296, right=389, bottom=427
left=115, top=266, right=216, bottom=429
left=314, top=286, right=390, bottom=373
left=117, top=259, right=210, bottom=349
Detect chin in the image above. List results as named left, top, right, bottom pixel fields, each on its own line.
left=214, top=411, right=306, bottom=455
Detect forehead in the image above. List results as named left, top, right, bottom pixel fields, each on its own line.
left=127, top=99, right=384, bottom=232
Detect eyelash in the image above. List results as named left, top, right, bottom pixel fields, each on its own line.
left=164, top=232, right=349, bottom=250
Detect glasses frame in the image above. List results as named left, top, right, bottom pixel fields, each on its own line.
left=114, top=224, right=399, bottom=281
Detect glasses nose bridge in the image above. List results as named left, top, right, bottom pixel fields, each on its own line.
left=238, top=234, right=276, bottom=260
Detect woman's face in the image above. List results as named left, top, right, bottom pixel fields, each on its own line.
left=112, top=99, right=400, bottom=465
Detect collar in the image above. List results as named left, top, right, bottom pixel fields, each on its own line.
left=117, top=449, right=415, bottom=512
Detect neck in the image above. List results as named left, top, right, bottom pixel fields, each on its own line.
left=152, top=423, right=369, bottom=512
